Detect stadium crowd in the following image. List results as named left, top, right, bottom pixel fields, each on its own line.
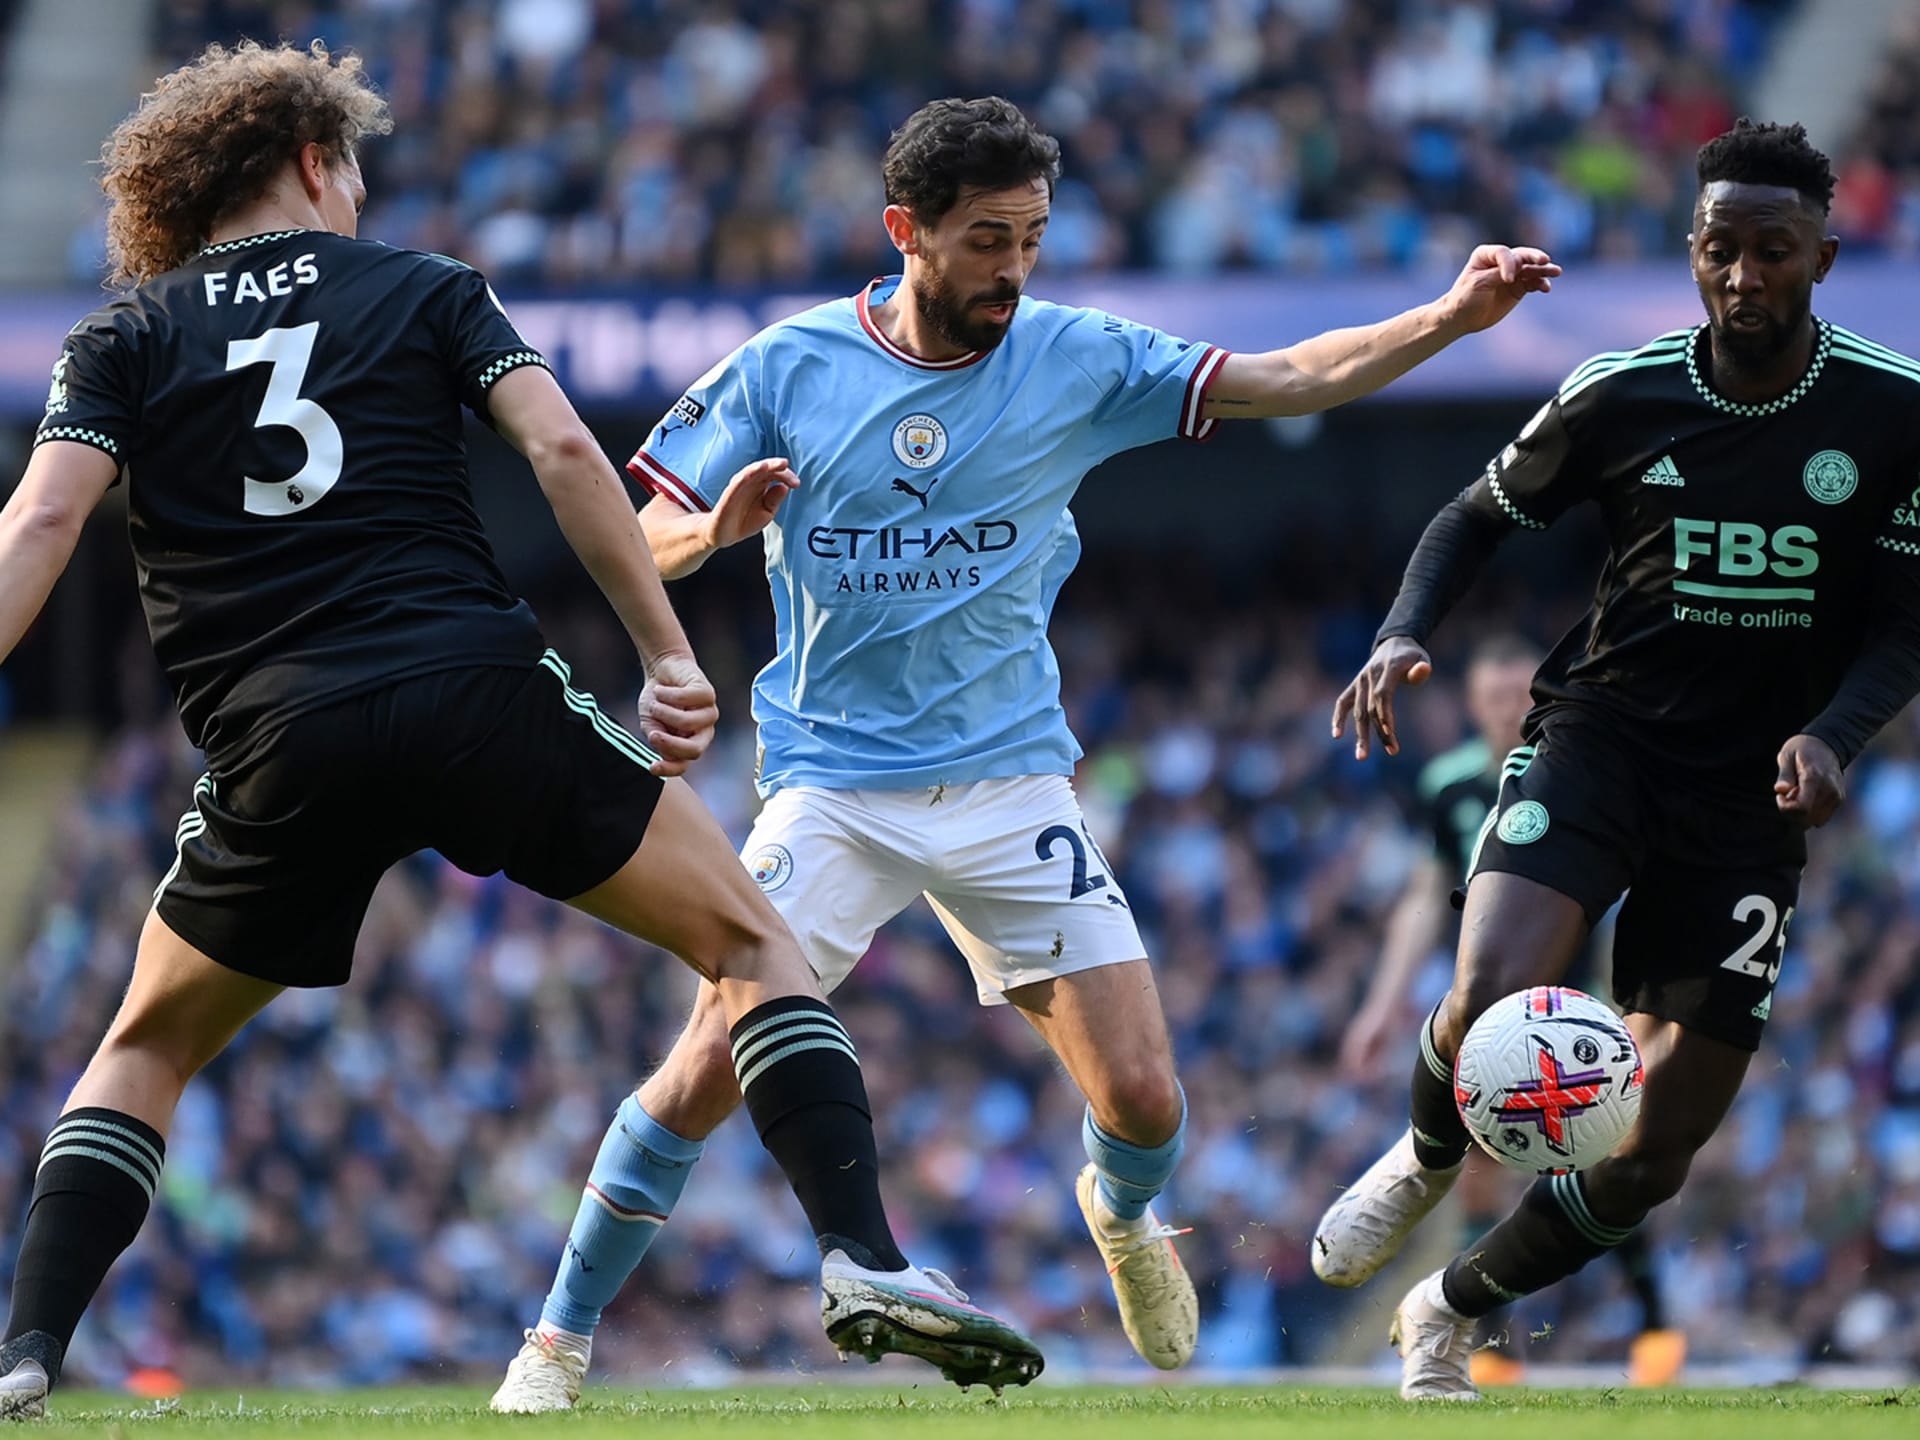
left=1, top=553, right=1915, bottom=1388
left=96, top=0, right=1790, bottom=287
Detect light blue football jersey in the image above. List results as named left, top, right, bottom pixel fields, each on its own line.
left=629, top=275, right=1228, bottom=795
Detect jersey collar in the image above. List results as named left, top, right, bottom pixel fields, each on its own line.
left=196, top=229, right=314, bottom=260
left=1684, top=317, right=1832, bottom=418
left=856, top=277, right=988, bottom=372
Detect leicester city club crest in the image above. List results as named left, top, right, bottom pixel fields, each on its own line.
left=1802, top=449, right=1858, bottom=505
left=891, top=413, right=947, bottom=470
left=1497, top=801, right=1550, bottom=845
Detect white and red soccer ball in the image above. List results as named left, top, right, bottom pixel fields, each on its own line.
left=1454, top=986, right=1644, bottom=1174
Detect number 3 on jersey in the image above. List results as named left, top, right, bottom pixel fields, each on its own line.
left=226, top=322, right=343, bottom=516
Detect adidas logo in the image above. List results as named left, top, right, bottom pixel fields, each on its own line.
left=1642, top=454, right=1685, bottom=486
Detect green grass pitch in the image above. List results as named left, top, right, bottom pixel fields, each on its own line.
left=29, top=1385, right=1919, bottom=1438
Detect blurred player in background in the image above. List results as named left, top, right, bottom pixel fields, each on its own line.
left=0, top=42, right=1044, bottom=1419
left=493, top=94, right=1557, bottom=1411
left=1338, top=634, right=1682, bottom=1388
left=1313, top=120, right=1920, bottom=1400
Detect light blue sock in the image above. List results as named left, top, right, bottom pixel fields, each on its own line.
left=539, top=1095, right=704, bottom=1335
left=1082, top=1085, right=1187, bottom=1223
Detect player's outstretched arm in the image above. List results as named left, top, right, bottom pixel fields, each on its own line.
left=640, top=457, right=799, bottom=580
left=0, top=442, right=116, bottom=664
left=488, top=366, right=716, bottom=774
left=1204, top=246, right=1559, bottom=419
left=1340, top=853, right=1451, bottom=1080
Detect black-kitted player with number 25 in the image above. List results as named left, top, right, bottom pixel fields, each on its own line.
left=0, top=40, right=1040, bottom=1419
left=1309, top=120, right=1920, bottom=1400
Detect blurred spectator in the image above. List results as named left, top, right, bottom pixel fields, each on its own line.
left=1, top=554, right=1916, bottom=1385
left=67, top=0, right=1793, bottom=287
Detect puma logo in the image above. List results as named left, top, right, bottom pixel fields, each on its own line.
left=891, top=475, right=939, bottom=508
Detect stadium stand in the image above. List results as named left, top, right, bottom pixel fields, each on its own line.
left=2, top=0, right=1915, bottom=1395
left=80, top=0, right=1795, bottom=286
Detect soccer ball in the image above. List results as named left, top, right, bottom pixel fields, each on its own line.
left=1453, top=986, right=1644, bottom=1174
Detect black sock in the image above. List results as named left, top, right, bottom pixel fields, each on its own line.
left=1613, top=1226, right=1666, bottom=1331
left=730, top=997, right=907, bottom=1272
left=1440, top=1171, right=1637, bottom=1319
left=1410, top=1004, right=1471, bottom=1170
left=4, top=1109, right=166, bottom=1384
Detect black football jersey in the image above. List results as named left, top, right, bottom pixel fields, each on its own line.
left=1416, top=739, right=1498, bottom=879
left=1468, top=318, right=1920, bottom=776
left=34, top=230, right=550, bottom=760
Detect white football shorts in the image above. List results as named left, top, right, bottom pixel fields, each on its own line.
left=739, top=774, right=1146, bottom=1006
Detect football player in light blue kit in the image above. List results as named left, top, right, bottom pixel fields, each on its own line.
left=494, top=96, right=1556, bottom=1410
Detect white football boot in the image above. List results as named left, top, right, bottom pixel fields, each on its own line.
left=1311, top=1129, right=1462, bottom=1287
left=821, top=1249, right=1044, bottom=1392
left=489, top=1328, right=590, bottom=1414
left=1074, top=1164, right=1198, bottom=1369
left=0, top=1358, right=47, bottom=1422
left=1391, top=1270, right=1481, bottom=1400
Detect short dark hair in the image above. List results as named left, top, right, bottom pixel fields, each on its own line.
left=1467, top=633, right=1540, bottom=671
left=882, top=97, right=1061, bottom=226
left=1696, top=118, right=1835, bottom=215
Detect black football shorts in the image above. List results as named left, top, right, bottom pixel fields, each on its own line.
left=154, top=650, right=664, bottom=987
left=1463, top=712, right=1805, bottom=1051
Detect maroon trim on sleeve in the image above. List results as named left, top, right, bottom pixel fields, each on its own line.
left=627, top=449, right=709, bottom=513
left=1180, top=346, right=1230, bottom=442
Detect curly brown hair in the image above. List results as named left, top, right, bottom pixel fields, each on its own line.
left=101, top=40, right=392, bottom=286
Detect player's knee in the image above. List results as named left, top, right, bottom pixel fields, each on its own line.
left=1092, top=1063, right=1182, bottom=1146
left=95, top=1013, right=215, bottom=1091
left=1597, top=1143, right=1694, bottom=1212
left=691, top=904, right=803, bottom=988
left=1439, top=975, right=1507, bottom=1054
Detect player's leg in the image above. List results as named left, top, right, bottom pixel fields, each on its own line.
left=1312, top=870, right=1589, bottom=1289
left=1393, top=1013, right=1748, bottom=1400
left=919, top=774, right=1195, bottom=1368
left=0, top=911, right=281, bottom=1415
left=496, top=790, right=916, bottom=1411
left=1390, top=853, right=1787, bottom=1400
left=574, top=782, right=1040, bottom=1389
left=1003, top=960, right=1198, bottom=1370
left=1315, top=728, right=1640, bottom=1289
left=461, top=665, right=1042, bottom=1390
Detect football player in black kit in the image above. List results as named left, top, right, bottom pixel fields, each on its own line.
left=0, top=41, right=1039, bottom=1417
left=1309, top=119, right=1920, bottom=1399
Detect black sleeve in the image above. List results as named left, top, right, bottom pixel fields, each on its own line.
left=427, top=262, right=552, bottom=421
left=1800, top=539, right=1920, bottom=769
left=32, top=308, right=143, bottom=472
left=1375, top=491, right=1513, bottom=648
left=1375, top=387, right=1603, bottom=649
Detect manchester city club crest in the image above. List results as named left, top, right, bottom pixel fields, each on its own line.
left=1802, top=449, right=1858, bottom=504
left=747, top=844, right=794, bottom=892
left=891, top=413, right=948, bottom=470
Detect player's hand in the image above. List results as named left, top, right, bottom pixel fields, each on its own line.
left=638, top=650, right=719, bottom=776
left=1439, top=245, right=1561, bottom=334
left=704, top=456, right=799, bottom=551
left=1338, top=1002, right=1399, bottom=1082
left=1774, top=733, right=1844, bottom=827
left=1333, top=637, right=1432, bottom=760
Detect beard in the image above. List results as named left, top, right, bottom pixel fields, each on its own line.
left=1709, top=302, right=1805, bottom=376
left=912, top=255, right=1020, bottom=353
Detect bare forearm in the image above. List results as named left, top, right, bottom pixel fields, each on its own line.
left=1215, top=302, right=1460, bottom=418
left=537, top=446, right=691, bottom=662
left=640, top=500, right=719, bottom=579
left=0, top=506, right=83, bottom=662
left=1365, top=870, right=1448, bottom=1015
